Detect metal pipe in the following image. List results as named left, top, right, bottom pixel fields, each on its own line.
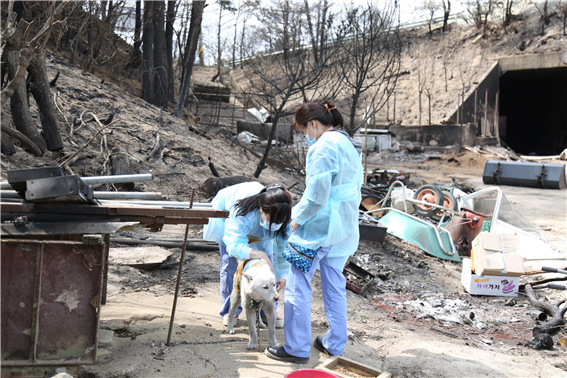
left=1, top=190, right=163, bottom=200
left=1, top=190, right=24, bottom=198
left=99, top=199, right=213, bottom=208
left=80, top=174, right=153, bottom=185
left=1, top=173, right=153, bottom=190
left=98, top=192, right=160, bottom=200
left=530, top=310, right=548, bottom=321
left=94, top=192, right=162, bottom=200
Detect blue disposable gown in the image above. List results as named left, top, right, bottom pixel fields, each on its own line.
left=290, top=130, right=363, bottom=263
left=203, top=182, right=291, bottom=280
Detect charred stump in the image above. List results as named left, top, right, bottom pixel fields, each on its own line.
left=110, top=147, right=134, bottom=191
left=200, top=176, right=256, bottom=198
left=1, top=134, right=17, bottom=155
left=525, top=284, right=567, bottom=349
left=5, top=21, right=46, bottom=154
left=208, top=157, right=220, bottom=177
left=28, top=52, right=63, bottom=151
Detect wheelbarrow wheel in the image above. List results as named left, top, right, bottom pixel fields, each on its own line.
left=413, top=185, right=444, bottom=218
left=431, top=190, right=458, bottom=221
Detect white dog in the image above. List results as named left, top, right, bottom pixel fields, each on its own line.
left=226, top=259, right=279, bottom=350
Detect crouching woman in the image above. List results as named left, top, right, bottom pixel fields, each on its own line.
left=203, top=182, right=292, bottom=326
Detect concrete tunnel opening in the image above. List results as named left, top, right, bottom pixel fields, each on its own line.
left=499, top=67, right=567, bottom=156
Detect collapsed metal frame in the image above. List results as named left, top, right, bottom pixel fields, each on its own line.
left=1, top=197, right=229, bottom=371
left=1, top=236, right=107, bottom=368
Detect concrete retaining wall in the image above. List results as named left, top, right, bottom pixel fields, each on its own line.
left=389, top=124, right=476, bottom=146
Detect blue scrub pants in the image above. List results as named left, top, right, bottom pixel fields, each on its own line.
left=219, top=242, right=242, bottom=317
left=283, top=246, right=348, bottom=357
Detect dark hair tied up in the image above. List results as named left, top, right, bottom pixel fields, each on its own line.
left=293, top=100, right=343, bottom=131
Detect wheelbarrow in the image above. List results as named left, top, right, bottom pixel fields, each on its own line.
left=362, top=181, right=462, bottom=262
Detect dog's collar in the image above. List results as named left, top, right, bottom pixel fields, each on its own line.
left=249, top=298, right=263, bottom=308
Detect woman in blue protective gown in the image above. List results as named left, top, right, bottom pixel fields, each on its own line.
left=266, top=101, right=363, bottom=364
left=203, top=182, right=292, bottom=326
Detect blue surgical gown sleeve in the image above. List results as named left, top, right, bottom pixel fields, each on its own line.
left=292, top=144, right=339, bottom=225
left=222, top=212, right=254, bottom=261
left=272, top=224, right=292, bottom=280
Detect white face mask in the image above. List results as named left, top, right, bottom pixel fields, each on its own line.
left=260, top=210, right=283, bottom=231
left=305, top=122, right=317, bottom=147
left=260, top=218, right=283, bottom=231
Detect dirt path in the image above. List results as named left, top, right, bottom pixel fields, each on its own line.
left=81, top=153, right=567, bottom=377
left=83, top=261, right=566, bottom=378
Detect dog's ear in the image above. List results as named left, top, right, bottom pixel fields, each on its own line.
left=243, top=273, right=253, bottom=282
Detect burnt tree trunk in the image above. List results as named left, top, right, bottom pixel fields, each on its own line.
left=126, top=0, right=142, bottom=70
left=101, top=1, right=108, bottom=20
left=253, top=115, right=281, bottom=178
left=348, top=92, right=360, bottom=136
left=153, top=1, right=169, bottom=108
left=5, top=30, right=46, bottom=153
left=174, top=0, right=204, bottom=117
left=166, top=0, right=176, bottom=103
left=142, top=0, right=155, bottom=104
left=239, top=19, right=246, bottom=69
left=304, top=0, right=319, bottom=65
left=428, top=94, right=431, bottom=125
left=318, top=0, right=328, bottom=61
left=153, top=0, right=169, bottom=108
left=214, top=4, right=222, bottom=82
left=154, top=1, right=169, bottom=108
left=28, top=52, right=63, bottom=151
left=442, top=0, right=451, bottom=33
left=419, top=91, right=422, bottom=126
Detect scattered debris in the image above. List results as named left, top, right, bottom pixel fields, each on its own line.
left=237, top=131, right=260, bottom=144
left=109, top=246, right=173, bottom=271
left=406, top=143, right=425, bottom=153
left=525, top=284, right=567, bottom=350
left=182, top=287, right=198, bottom=298
left=343, top=261, right=375, bottom=294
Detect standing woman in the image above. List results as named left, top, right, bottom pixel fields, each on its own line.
left=266, top=101, right=363, bottom=364
left=203, top=182, right=292, bottom=326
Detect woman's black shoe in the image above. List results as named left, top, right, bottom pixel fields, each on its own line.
left=313, top=336, right=333, bottom=355
left=265, top=346, right=309, bottom=364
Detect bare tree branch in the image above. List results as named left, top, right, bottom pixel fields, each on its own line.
left=1, top=0, right=72, bottom=107
left=335, top=1, right=401, bottom=135
left=0, top=124, right=42, bottom=156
